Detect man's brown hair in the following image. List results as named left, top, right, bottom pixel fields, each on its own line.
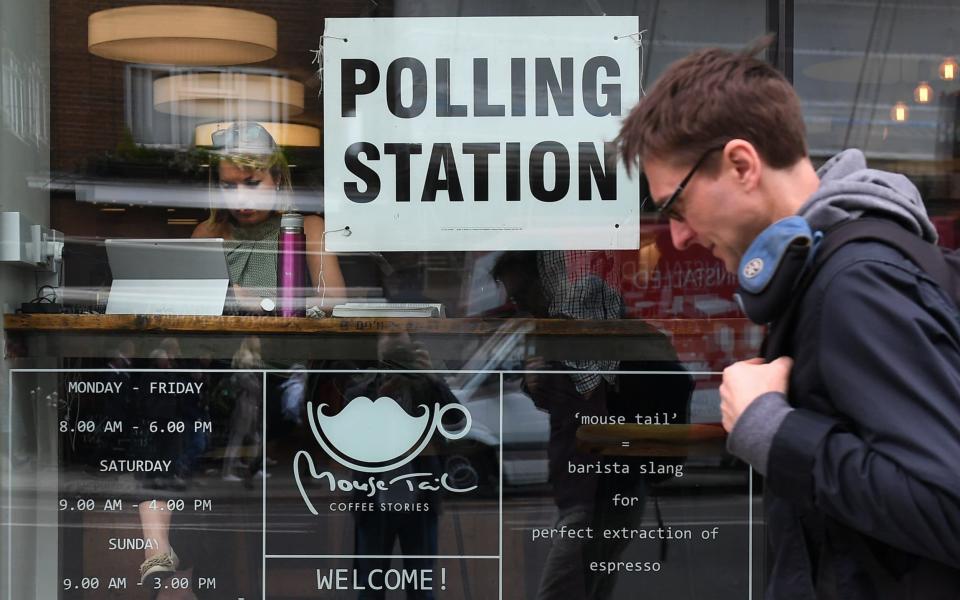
left=618, top=36, right=807, bottom=175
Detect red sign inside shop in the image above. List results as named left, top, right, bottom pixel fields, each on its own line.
left=564, top=224, right=741, bottom=319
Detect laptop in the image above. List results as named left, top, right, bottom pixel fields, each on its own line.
left=105, top=238, right=230, bottom=315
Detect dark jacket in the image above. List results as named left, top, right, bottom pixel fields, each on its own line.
left=727, top=150, right=960, bottom=598
left=764, top=239, right=960, bottom=599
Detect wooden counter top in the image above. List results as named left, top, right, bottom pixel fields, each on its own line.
left=3, top=313, right=753, bottom=336
left=577, top=423, right=728, bottom=456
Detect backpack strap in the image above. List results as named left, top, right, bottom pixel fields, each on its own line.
left=761, top=218, right=955, bottom=360
left=812, top=219, right=954, bottom=296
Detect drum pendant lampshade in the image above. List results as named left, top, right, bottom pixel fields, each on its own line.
left=154, top=72, right=304, bottom=120
left=88, top=5, right=277, bottom=66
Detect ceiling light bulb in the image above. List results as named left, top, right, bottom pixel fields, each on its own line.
left=891, top=101, right=909, bottom=122
left=940, top=57, right=958, bottom=81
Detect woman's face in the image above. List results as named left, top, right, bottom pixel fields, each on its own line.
left=218, top=160, right=277, bottom=226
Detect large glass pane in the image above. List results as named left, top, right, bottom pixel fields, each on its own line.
left=3, top=1, right=769, bottom=598
left=795, top=0, right=960, bottom=243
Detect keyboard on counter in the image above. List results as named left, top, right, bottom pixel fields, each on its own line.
left=331, top=302, right=445, bottom=318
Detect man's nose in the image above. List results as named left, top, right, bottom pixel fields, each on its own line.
left=669, top=219, right=697, bottom=250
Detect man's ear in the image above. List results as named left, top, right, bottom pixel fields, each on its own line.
left=724, top=139, right=762, bottom=192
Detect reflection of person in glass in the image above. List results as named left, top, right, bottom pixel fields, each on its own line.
left=222, top=337, right=265, bottom=481
left=191, top=121, right=345, bottom=311
left=348, top=333, right=460, bottom=600
left=136, top=342, right=193, bottom=595
left=493, top=251, right=692, bottom=600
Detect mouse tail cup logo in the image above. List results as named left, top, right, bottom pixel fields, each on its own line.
left=307, top=396, right=472, bottom=473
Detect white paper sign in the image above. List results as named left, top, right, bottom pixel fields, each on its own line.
left=322, top=16, right=641, bottom=251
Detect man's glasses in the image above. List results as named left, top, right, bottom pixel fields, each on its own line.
left=642, top=144, right=727, bottom=222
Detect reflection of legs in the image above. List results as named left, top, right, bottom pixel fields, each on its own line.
left=222, top=428, right=244, bottom=479
left=584, top=487, right=647, bottom=600
left=354, top=510, right=440, bottom=600
left=354, top=511, right=389, bottom=600
left=138, top=500, right=181, bottom=588
left=246, top=410, right=261, bottom=470
left=140, top=501, right=173, bottom=558
left=246, top=421, right=264, bottom=478
left=398, top=512, right=438, bottom=600
left=536, top=508, right=590, bottom=600
left=180, top=430, right=207, bottom=477
left=223, top=403, right=255, bottom=479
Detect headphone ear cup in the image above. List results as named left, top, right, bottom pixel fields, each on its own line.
left=736, top=238, right=811, bottom=324
left=734, top=216, right=814, bottom=324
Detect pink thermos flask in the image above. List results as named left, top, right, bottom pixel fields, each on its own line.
left=277, top=212, right=306, bottom=317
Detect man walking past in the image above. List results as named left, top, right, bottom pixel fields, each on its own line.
left=617, top=39, right=960, bottom=598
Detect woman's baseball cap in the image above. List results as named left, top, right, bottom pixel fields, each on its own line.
left=209, top=121, right=277, bottom=156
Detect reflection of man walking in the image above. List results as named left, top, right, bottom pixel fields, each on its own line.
left=494, top=251, right=691, bottom=600
left=349, top=334, right=457, bottom=600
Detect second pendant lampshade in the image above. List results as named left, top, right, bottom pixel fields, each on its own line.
left=154, top=72, right=305, bottom=120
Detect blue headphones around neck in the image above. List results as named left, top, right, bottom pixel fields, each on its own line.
left=734, top=216, right=823, bottom=324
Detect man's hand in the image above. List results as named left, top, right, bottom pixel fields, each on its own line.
left=720, top=356, right=793, bottom=432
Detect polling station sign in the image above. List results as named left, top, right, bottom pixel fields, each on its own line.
left=322, top=17, right=642, bottom=251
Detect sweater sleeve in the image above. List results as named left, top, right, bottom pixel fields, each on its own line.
left=766, top=256, right=960, bottom=567
left=726, top=391, right=793, bottom=476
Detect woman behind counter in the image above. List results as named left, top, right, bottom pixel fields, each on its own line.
left=192, top=122, right=345, bottom=312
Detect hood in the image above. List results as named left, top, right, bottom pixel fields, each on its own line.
left=797, top=149, right=937, bottom=243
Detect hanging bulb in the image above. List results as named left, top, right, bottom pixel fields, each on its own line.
left=913, top=81, right=933, bottom=104
left=891, top=101, right=909, bottom=122
left=940, top=57, right=958, bottom=81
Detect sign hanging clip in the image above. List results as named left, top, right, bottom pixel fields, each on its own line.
left=310, top=35, right=349, bottom=96
left=614, top=29, right=648, bottom=95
